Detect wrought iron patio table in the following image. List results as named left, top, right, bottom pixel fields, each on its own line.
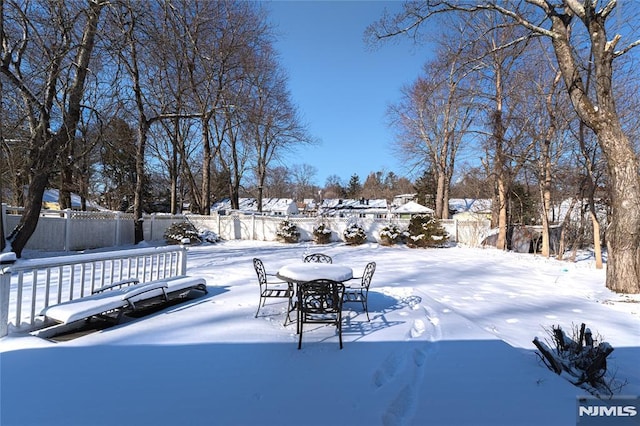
left=276, top=263, right=353, bottom=332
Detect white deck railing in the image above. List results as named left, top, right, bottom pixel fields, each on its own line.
left=0, top=245, right=188, bottom=337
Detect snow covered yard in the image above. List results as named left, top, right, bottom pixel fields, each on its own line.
left=1, top=240, right=638, bottom=426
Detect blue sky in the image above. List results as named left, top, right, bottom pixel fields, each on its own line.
left=264, top=1, right=432, bottom=187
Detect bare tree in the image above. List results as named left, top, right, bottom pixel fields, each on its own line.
left=290, top=164, right=318, bottom=200
left=246, top=44, right=312, bottom=212
left=106, top=0, right=214, bottom=240
left=389, top=26, right=475, bottom=219
left=369, top=1, right=640, bottom=293
left=1, top=0, right=106, bottom=257
left=466, top=13, right=535, bottom=249
left=519, top=45, right=571, bottom=258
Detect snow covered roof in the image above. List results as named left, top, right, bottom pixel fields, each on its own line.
left=449, top=198, right=492, bottom=214
left=320, top=198, right=388, bottom=210
left=42, top=189, right=105, bottom=211
left=211, top=198, right=299, bottom=215
left=392, top=201, right=434, bottom=214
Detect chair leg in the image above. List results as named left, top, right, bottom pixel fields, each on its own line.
left=298, top=319, right=303, bottom=349
left=338, top=320, right=343, bottom=349
left=363, top=298, right=369, bottom=321
left=284, top=295, right=294, bottom=326
left=254, top=297, right=263, bottom=318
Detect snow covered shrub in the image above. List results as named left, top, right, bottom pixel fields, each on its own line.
left=313, top=223, right=332, bottom=244
left=276, top=219, right=300, bottom=243
left=164, top=221, right=200, bottom=244
left=379, top=223, right=403, bottom=246
left=343, top=223, right=367, bottom=245
left=406, top=214, right=449, bottom=248
left=164, top=221, right=221, bottom=245
left=199, top=230, right=221, bottom=243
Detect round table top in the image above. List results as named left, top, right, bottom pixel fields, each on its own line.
left=276, top=263, right=353, bottom=283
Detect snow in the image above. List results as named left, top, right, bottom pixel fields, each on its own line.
left=277, top=263, right=353, bottom=282
left=1, top=240, right=639, bottom=426
left=392, top=200, right=434, bottom=214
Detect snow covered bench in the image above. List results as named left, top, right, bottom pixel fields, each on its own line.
left=39, top=276, right=207, bottom=326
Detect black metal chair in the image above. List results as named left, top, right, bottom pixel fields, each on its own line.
left=297, top=279, right=345, bottom=349
left=303, top=253, right=333, bottom=263
left=343, top=262, right=376, bottom=321
left=253, top=258, right=294, bottom=325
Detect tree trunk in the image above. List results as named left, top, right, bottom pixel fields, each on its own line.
left=133, top=121, right=148, bottom=244
left=557, top=197, right=577, bottom=261
left=590, top=211, right=603, bottom=269
left=549, top=14, right=640, bottom=293
left=170, top=141, right=178, bottom=215
left=8, top=172, right=48, bottom=257
left=435, top=171, right=446, bottom=219
left=496, top=173, right=508, bottom=250
left=201, top=118, right=212, bottom=215
left=59, top=163, right=73, bottom=210
left=600, top=131, right=640, bottom=293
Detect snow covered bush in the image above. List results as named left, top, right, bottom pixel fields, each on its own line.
left=406, top=214, right=449, bottom=248
left=379, top=223, right=404, bottom=246
left=343, top=222, right=367, bottom=245
left=313, top=223, right=332, bottom=244
left=276, top=220, right=300, bottom=243
left=199, top=230, right=221, bottom=243
left=163, top=221, right=220, bottom=245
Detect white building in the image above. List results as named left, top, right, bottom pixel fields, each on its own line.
left=318, top=198, right=388, bottom=219
left=211, top=198, right=299, bottom=216
left=449, top=198, right=492, bottom=220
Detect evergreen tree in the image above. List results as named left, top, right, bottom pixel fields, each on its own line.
left=346, top=174, right=362, bottom=198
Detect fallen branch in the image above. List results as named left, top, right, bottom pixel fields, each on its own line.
left=533, top=323, right=617, bottom=397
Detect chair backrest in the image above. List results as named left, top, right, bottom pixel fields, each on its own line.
left=298, top=279, right=345, bottom=315
left=253, top=258, right=267, bottom=286
left=303, top=253, right=333, bottom=263
left=361, top=262, right=376, bottom=289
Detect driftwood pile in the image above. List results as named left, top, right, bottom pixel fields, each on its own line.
left=533, top=323, right=616, bottom=395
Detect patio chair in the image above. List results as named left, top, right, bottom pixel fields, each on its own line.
left=297, top=279, right=345, bottom=350
left=343, top=262, right=376, bottom=321
left=303, top=253, right=333, bottom=263
left=253, top=258, right=294, bottom=325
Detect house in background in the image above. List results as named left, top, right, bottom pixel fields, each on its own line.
left=211, top=198, right=299, bottom=216
left=391, top=193, right=417, bottom=207
left=391, top=201, right=434, bottom=219
left=297, top=199, right=320, bottom=216
left=41, top=189, right=104, bottom=211
left=449, top=198, right=492, bottom=221
left=318, top=198, right=388, bottom=219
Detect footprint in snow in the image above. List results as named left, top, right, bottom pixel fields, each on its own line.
left=410, top=319, right=426, bottom=338
left=373, top=351, right=405, bottom=388
left=382, top=384, right=416, bottom=426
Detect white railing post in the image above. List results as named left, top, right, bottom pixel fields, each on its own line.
left=0, top=254, right=17, bottom=337
left=0, top=270, right=10, bottom=337
left=180, top=246, right=187, bottom=275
